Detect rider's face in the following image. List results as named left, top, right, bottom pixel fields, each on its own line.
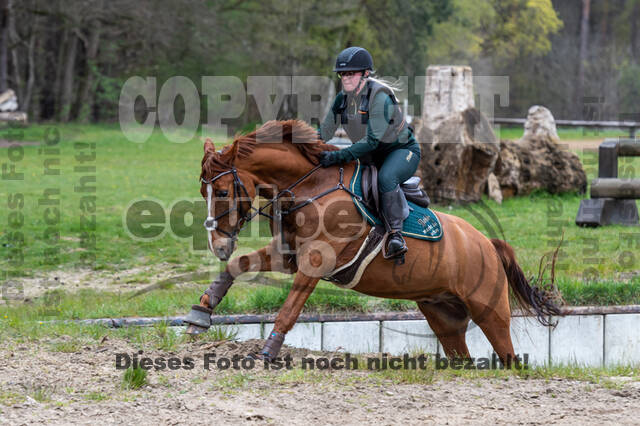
left=340, top=71, right=368, bottom=93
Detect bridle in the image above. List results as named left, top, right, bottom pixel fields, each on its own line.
left=201, top=167, right=255, bottom=250
left=201, top=162, right=362, bottom=255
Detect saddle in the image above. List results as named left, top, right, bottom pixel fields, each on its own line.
left=322, top=162, right=440, bottom=287
left=360, top=164, right=431, bottom=215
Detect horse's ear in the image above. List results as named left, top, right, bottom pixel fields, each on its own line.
left=221, top=141, right=239, bottom=162
left=204, top=138, right=215, bottom=154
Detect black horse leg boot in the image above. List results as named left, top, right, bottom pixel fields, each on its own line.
left=381, top=185, right=409, bottom=261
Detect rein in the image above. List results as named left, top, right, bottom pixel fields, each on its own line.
left=201, top=162, right=362, bottom=251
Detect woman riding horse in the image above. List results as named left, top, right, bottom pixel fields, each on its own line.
left=186, top=119, right=562, bottom=363
left=318, top=46, right=420, bottom=261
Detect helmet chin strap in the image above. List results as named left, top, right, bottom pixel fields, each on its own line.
left=344, top=72, right=368, bottom=96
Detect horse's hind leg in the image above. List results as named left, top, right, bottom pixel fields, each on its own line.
left=464, top=279, right=517, bottom=365
left=417, top=299, right=471, bottom=359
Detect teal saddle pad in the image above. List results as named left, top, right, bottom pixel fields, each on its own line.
left=349, top=160, right=443, bottom=241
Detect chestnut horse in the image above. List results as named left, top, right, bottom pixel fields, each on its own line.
left=186, top=119, right=561, bottom=362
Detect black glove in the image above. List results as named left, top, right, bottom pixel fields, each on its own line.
left=319, top=151, right=339, bottom=168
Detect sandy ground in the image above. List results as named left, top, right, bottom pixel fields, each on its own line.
left=556, top=139, right=602, bottom=151
left=0, top=263, right=216, bottom=305
left=1, top=338, right=639, bottom=425
left=1, top=135, right=636, bottom=424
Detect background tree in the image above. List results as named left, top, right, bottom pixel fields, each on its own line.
left=3, top=0, right=639, bottom=123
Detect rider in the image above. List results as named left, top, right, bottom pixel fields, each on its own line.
left=318, top=46, right=421, bottom=261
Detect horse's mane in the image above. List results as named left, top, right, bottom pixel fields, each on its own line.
left=201, top=119, right=339, bottom=180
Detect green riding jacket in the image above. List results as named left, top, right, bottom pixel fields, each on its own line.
left=319, top=87, right=420, bottom=165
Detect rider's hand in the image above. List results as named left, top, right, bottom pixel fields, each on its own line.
left=319, top=151, right=338, bottom=168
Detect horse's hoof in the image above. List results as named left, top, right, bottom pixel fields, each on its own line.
left=183, top=304, right=213, bottom=334
left=247, top=352, right=275, bottom=362
left=185, top=323, right=209, bottom=335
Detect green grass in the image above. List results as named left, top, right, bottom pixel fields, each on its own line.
left=557, top=278, right=640, bottom=305
left=446, top=190, right=640, bottom=280
left=29, top=385, right=54, bottom=403
left=222, top=354, right=640, bottom=388
left=0, top=122, right=234, bottom=274
left=0, top=280, right=425, bottom=327
left=0, top=390, right=25, bottom=406
left=208, top=325, right=238, bottom=341
left=212, top=372, right=257, bottom=391
left=152, top=320, right=180, bottom=351
left=3, top=122, right=634, bottom=278
left=122, top=366, right=148, bottom=390
left=83, top=391, right=109, bottom=401
left=1, top=123, right=640, bottom=323
left=49, top=339, right=82, bottom=353
left=496, top=125, right=630, bottom=141
left=1, top=277, right=639, bottom=335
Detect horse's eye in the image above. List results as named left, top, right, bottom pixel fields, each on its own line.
left=216, top=190, right=229, bottom=197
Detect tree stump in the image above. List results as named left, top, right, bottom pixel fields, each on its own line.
left=494, top=105, right=587, bottom=197
left=416, top=66, right=500, bottom=203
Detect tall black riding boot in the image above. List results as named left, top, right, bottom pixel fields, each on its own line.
left=380, top=185, right=409, bottom=260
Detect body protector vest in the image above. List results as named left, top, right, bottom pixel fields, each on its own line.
left=331, top=80, right=408, bottom=145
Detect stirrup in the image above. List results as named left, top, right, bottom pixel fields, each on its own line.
left=384, top=247, right=407, bottom=262
left=382, top=232, right=407, bottom=261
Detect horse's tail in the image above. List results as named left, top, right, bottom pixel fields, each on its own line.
left=491, top=239, right=562, bottom=327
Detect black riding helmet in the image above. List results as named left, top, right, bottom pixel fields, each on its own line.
left=333, top=47, right=374, bottom=72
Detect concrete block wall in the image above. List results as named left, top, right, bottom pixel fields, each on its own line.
left=550, top=315, right=604, bottom=367
left=380, top=320, right=438, bottom=355
left=264, top=322, right=322, bottom=351
left=200, top=313, right=640, bottom=367
left=605, top=314, right=640, bottom=367
left=322, top=321, right=380, bottom=353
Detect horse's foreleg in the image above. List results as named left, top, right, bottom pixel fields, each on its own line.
left=185, top=240, right=296, bottom=334
left=260, top=271, right=319, bottom=360
left=200, top=239, right=296, bottom=309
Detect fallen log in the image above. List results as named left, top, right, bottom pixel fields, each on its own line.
left=590, top=178, right=640, bottom=199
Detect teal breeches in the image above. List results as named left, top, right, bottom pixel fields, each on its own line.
left=377, top=148, right=420, bottom=193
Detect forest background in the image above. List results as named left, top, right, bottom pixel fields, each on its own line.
left=2, top=0, right=638, bottom=127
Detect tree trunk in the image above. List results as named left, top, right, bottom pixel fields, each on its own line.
left=23, top=17, right=36, bottom=114
left=576, top=0, right=590, bottom=116
left=631, top=1, right=639, bottom=63
left=29, top=22, right=44, bottom=121
left=76, top=3, right=103, bottom=123
left=0, top=0, right=9, bottom=93
left=7, top=0, right=24, bottom=107
left=59, top=32, right=78, bottom=122
left=53, top=25, right=68, bottom=118
left=599, top=0, right=609, bottom=37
